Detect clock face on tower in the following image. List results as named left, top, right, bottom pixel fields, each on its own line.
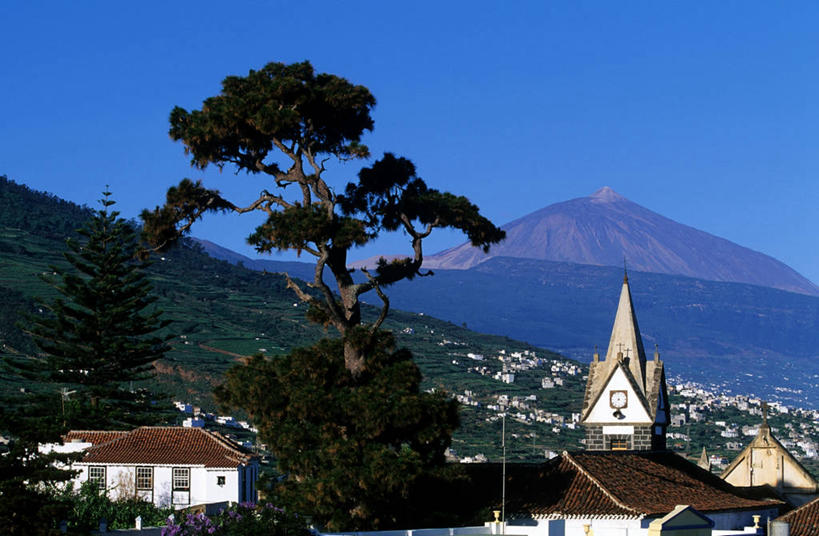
left=610, top=390, right=628, bottom=409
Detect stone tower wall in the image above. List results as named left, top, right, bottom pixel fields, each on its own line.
left=584, top=424, right=654, bottom=451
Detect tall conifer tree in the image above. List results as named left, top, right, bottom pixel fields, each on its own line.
left=24, top=189, right=171, bottom=429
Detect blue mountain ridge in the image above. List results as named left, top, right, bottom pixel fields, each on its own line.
left=194, top=218, right=819, bottom=408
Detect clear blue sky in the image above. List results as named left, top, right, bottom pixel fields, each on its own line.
left=2, top=2, right=818, bottom=283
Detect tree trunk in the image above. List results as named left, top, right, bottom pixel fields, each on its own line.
left=344, top=342, right=365, bottom=377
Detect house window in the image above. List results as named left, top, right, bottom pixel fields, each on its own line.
left=173, top=468, right=190, bottom=491
left=217, top=476, right=226, bottom=486
left=88, top=466, right=106, bottom=490
left=136, top=467, right=153, bottom=490
left=610, top=438, right=629, bottom=450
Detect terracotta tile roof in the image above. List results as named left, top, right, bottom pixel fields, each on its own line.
left=778, top=497, right=819, bottom=536
left=505, top=459, right=637, bottom=518
left=499, top=451, right=783, bottom=519
left=64, top=430, right=129, bottom=446
left=78, top=427, right=253, bottom=468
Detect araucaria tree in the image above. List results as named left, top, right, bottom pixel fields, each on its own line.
left=25, top=190, right=171, bottom=429
left=142, top=61, right=504, bottom=529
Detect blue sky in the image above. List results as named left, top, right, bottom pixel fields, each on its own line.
left=2, top=2, right=818, bottom=282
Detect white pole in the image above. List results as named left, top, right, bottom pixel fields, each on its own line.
left=502, top=413, right=506, bottom=534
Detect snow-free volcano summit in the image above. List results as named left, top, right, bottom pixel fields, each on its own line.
left=422, top=187, right=818, bottom=296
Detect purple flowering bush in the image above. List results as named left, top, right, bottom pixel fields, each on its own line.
left=162, top=502, right=311, bottom=536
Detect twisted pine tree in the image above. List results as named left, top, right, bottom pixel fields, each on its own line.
left=142, top=60, right=504, bottom=376
left=24, top=190, right=171, bottom=429
left=142, top=60, right=505, bottom=529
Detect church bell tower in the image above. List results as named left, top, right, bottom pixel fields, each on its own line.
left=580, top=273, right=669, bottom=451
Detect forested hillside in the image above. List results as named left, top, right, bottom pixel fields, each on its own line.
left=7, top=177, right=819, bottom=469
left=0, top=176, right=584, bottom=459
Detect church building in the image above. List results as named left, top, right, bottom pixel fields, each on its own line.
left=490, top=275, right=784, bottom=536
left=580, top=272, right=669, bottom=451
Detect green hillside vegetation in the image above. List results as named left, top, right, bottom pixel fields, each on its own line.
left=0, top=177, right=584, bottom=459
left=5, top=177, right=819, bottom=471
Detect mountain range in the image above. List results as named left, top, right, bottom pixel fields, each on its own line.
left=406, top=187, right=817, bottom=296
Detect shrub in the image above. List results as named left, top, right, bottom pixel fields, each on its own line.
left=161, top=502, right=311, bottom=536
left=64, top=481, right=173, bottom=531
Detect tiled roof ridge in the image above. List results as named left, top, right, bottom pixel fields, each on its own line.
left=538, top=513, right=642, bottom=520
left=66, top=429, right=129, bottom=433
left=64, top=430, right=130, bottom=447
left=79, top=426, right=252, bottom=467
left=562, top=451, right=642, bottom=515
left=153, top=427, right=252, bottom=462
left=779, top=494, right=819, bottom=523
left=205, top=430, right=255, bottom=464
left=82, top=428, right=142, bottom=455
left=207, top=429, right=249, bottom=455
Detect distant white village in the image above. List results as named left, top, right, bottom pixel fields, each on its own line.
left=172, top=335, right=819, bottom=469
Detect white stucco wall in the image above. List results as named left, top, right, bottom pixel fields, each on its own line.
left=202, top=467, right=240, bottom=505
left=74, top=463, right=256, bottom=508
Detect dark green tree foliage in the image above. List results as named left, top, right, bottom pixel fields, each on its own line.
left=142, top=60, right=504, bottom=375
left=216, top=332, right=460, bottom=531
left=143, top=60, right=504, bottom=529
left=0, top=175, right=91, bottom=238
left=0, top=384, right=75, bottom=535
left=24, top=190, right=172, bottom=428
left=0, top=286, right=36, bottom=354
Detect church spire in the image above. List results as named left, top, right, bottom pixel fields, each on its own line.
left=604, top=274, right=647, bottom=390
left=698, top=446, right=711, bottom=472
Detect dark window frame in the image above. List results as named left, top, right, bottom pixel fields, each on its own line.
left=610, top=438, right=629, bottom=450
left=172, top=467, right=190, bottom=491
left=136, top=466, right=153, bottom=490
left=88, top=466, right=106, bottom=490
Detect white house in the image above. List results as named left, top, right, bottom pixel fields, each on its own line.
left=61, top=427, right=258, bottom=509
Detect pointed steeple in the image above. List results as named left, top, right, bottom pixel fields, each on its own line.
left=604, top=274, right=647, bottom=391
left=582, top=275, right=670, bottom=451
left=698, top=446, right=711, bottom=472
